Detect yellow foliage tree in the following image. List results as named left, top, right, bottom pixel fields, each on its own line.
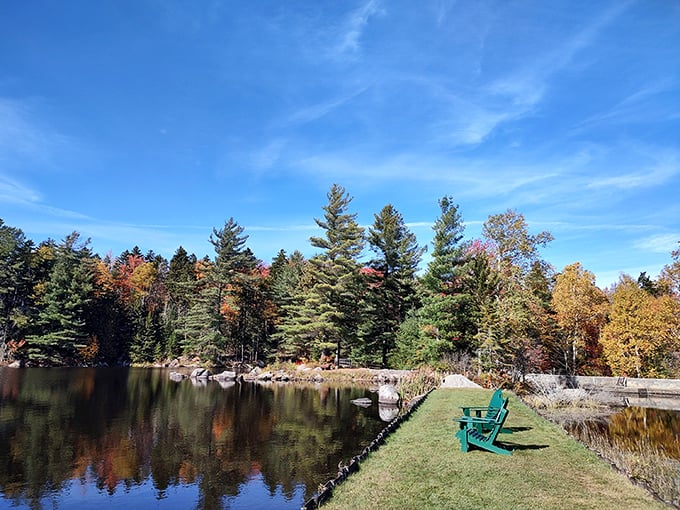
left=600, top=275, right=680, bottom=377
left=130, top=261, right=157, bottom=303
left=551, top=263, right=609, bottom=374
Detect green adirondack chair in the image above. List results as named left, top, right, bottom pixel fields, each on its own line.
left=460, top=388, right=504, bottom=419
left=453, top=389, right=512, bottom=434
left=455, top=406, right=512, bottom=456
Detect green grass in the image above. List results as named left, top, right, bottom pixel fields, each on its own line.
left=322, top=388, right=667, bottom=510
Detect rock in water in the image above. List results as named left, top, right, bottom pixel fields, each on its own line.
left=211, top=370, right=237, bottom=381
left=190, top=368, right=211, bottom=379
left=351, top=397, right=373, bottom=407
left=378, top=384, right=400, bottom=405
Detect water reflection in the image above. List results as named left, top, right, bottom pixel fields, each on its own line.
left=0, top=368, right=386, bottom=509
left=565, top=406, right=680, bottom=459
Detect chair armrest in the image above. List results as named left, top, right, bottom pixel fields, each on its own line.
left=453, top=416, right=496, bottom=424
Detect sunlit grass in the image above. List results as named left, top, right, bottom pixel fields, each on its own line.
left=321, top=389, right=667, bottom=510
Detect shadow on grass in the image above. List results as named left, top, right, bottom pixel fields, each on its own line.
left=506, top=426, right=532, bottom=432
left=499, top=442, right=550, bottom=451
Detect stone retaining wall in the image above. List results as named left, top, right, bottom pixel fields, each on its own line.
left=526, top=373, right=680, bottom=395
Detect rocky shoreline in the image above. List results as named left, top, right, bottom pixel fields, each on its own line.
left=168, top=364, right=413, bottom=385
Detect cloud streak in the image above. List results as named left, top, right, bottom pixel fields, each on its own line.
left=435, top=1, right=635, bottom=147
left=332, top=0, right=383, bottom=58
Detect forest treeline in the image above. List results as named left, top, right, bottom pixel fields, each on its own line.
left=1, top=184, right=679, bottom=379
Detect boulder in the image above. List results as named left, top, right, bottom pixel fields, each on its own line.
left=211, top=370, right=237, bottom=381
left=378, top=384, right=400, bottom=405
left=273, top=371, right=290, bottom=381
left=257, top=371, right=273, bottom=381
left=190, top=368, right=211, bottom=379
left=350, top=397, right=373, bottom=407
left=169, top=371, right=186, bottom=382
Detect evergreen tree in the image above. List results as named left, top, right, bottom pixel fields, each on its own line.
left=181, top=219, right=256, bottom=364
left=359, top=204, right=424, bottom=367
left=276, top=184, right=364, bottom=362
left=393, top=196, right=475, bottom=367
left=164, top=246, right=197, bottom=357
left=0, top=220, right=34, bottom=362
left=421, top=196, right=467, bottom=294
left=26, top=233, right=94, bottom=365
left=269, top=250, right=306, bottom=311
left=267, top=250, right=306, bottom=358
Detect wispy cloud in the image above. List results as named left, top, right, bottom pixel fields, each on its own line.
left=0, top=176, right=93, bottom=221
left=438, top=1, right=634, bottom=147
left=293, top=149, right=559, bottom=197
left=287, top=86, right=370, bottom=126
left=0, top=98, right=62, bottom=161
left=250, top=138, right=287, bottom=170
left=244, top=223, right=318, bottom=232
left=573, top=80, right=679, bottom=131
left=586, top=150, right=679, bottom=189
left=332, top=0, right=383, bottom=58
left=633, top=233, right=680, bottom=254
left=0, top=174, right=42, bottom=204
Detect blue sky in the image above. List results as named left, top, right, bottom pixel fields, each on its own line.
left=1, top=1, right=678, bottom=288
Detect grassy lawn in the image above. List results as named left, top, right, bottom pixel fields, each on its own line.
left=322, top=388, right=667, bottom=510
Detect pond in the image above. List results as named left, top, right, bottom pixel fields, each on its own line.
left=0, top=367, right=389, bottom=510
left=564, top=404, right=680, bottom=459
left=562, top=401, right=680, bottom=506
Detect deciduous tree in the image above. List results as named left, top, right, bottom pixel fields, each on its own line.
left=482, top=209, right=553, bottom=275
left=551, top=263, right=609, bottom=375
left=600, top=275, right=680, bottom=377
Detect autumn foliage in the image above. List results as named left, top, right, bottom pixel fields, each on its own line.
left=0, top=194, right=679, bottom=377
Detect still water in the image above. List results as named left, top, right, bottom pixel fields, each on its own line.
left=0, top=368, right=388, bottom=510
left=565, top=404, right=680, bottom=459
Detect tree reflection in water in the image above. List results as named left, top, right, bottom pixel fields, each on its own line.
left=566, top=405, right=680, bottom=459
left=0, top=368, right=386, bottom=510
left=564, top=404, right=680, bottom=506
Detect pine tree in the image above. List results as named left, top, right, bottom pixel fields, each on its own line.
left=164, top=246, right=197, bottom=357
left=181, top=219, right=256, bottom=364
left=276, top=184, right=364, bottom=362
left=26, top=233, right=94, bottom=365
left=0, top=219, right=34, bottom=362
left=394, top=196, right=475, bottom=366
left=359, top=204, right=424, bottom=367
left=421, top=196, right=467, bottom=294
